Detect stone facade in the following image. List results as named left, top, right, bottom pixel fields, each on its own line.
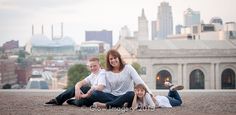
left=114, top=39, right=236, bottom=90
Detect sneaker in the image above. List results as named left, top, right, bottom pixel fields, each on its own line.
left=164, top=82, right=173, bottom=88
left=92, top=102, right=106, bottom=109
left=123, top=102, right=128, bottom=108
left=170, top=85, right=184, bottom=91
left=66, top=99, right=75, bottom=105
left=44, top=99, right=60, bottom=105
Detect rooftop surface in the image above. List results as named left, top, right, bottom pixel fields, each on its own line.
left=0, top=90, right=236, bottom=115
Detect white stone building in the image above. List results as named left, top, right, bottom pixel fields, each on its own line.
left=114, top=39, right=236, bottom=90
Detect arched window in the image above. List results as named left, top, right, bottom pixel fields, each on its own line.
left=221, top=68, right=235, bottom=89
left=156, top=70, right=172, bottom=89
left=190, top=69, right=205, bottom=89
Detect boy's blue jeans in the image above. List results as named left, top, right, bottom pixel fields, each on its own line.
left=55, top=86, right=92, bottom=106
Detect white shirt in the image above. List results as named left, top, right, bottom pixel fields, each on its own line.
left=105, top=64, right=151, bottom=96
left=155, top=95, right=172, bottom=108
left=84, top=69, right=108, bottom=92
left=135, top=93, right=155, bottom=109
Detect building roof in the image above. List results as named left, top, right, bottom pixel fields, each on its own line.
left=30, top=35, right=76, bottom=47
left=138, top=39, right=236, bottom=50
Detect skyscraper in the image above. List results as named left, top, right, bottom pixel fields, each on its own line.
left=85, top=30, right=113, bottom=47
left=156, top=2, right=173, bottom=39
left=119, top=25, right=131, bottom=39
left=137, top=9, right=149, bottom=40
left=175, top=24, right=183, bottom=34
left=151, top=21, right=157, bottom=40
left=184, top=8, right=200, bottom=26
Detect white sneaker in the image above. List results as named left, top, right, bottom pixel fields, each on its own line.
left=164, top=82, right=173, bottom=88
left=170, top=85, right=184, bottom=91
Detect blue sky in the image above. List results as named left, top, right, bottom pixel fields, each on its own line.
left=0, top=0, right=236, bottom=46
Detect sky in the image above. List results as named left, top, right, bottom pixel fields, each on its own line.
left=0, top=0, right=236, bottom=46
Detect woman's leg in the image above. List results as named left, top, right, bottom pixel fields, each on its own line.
left=106, top=91, right=135, bottom=108
left=91, top=90, right=117, bottom=103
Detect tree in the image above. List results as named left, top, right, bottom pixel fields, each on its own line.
left=2, top=84, right=11, bottom=89
left=17, top=50, right=26, bottom=63
left=99, top=53, right=106, bottom=69
left=132, top=62, right=141, bottom=75
left=46, top=55, right=54, bottom=60
left=67, top=64, right=90, bottom=88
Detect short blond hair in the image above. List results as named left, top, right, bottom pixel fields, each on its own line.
left=88, top=57, right=99, bottom=62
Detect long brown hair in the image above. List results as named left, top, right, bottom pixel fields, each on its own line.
left=106, top=49, right=126, bottom=71
left=134, top=84, right=148, bottom=94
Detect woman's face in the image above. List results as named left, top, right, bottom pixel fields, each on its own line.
left=108, top=54, right=120, bottom=68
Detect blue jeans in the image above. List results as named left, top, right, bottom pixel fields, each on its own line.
left=55, top=86, right=90, bottom=105
left=91, top=91, right=135, bottom=108
left=166, top=90, right=182, bottom=107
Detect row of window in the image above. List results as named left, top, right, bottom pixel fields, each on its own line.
left=156, top=68, right=235, bottom=89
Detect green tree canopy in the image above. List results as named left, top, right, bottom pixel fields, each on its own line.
left=67, top=64, right=90, bottom=88
left=46, top=55, right=54, bottom=60
left=99, top=53, right=106, bottom=69
left=132, top=62, right=141, bottom=75
left=17, top=50, right=26, bottom=63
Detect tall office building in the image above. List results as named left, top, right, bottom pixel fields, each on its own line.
left=151, top=21, right=157, bottom=40
left=175, top=24, right=183, bottom=34
left=119, top=25, right=131, bottom=39
left=137, top=9, right=149, bottom=40
left=156, top=2, right=173, bottom=39
left=184, top=8, right=200, bottom=26
left=85, top=30, right=113, bottom=47
left=210, top=17, right=223, bottom=31
left=210, top=17, right=223, bottom=25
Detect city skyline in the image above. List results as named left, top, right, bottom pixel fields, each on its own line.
left=0, top=0, right=236, bottom=46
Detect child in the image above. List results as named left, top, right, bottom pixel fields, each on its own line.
left=132, top=82, right=184, bottom=110
left=131, top=84, right=155, bottom=110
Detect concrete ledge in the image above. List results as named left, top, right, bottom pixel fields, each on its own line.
left=0, top=90, right=236, bottom=115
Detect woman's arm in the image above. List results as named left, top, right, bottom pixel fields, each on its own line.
left=128, top=65, right=152, bottom=94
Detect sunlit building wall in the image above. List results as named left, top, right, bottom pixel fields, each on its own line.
left=0, top=59, right=17, bottom=88
left=114, top=39, right=236, bottom=90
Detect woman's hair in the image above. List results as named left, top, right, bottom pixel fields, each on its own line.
left=134, top=84, right=148, bottom=94
left=106, top=49, right=126, bottom=71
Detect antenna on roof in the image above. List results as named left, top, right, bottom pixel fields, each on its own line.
left=51, top=24, right=54, bottom=40
left=61, top=22, right=63, bottom=38
left=42, top=25, right=44, bottom=35
left=32, top=25, right=34, bottom=36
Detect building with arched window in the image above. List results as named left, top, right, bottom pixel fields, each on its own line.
left=114, top=39, right=236, bottom=90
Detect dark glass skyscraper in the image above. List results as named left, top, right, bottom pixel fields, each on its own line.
left=85, top=30, right=113, bottom=47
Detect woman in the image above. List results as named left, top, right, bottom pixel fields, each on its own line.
left=91, top=49, right=151, bottom=108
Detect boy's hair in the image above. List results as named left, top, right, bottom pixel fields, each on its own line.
left=134, top=84, right=148, bottom=94
left=88, top=57, right=99, bottom=62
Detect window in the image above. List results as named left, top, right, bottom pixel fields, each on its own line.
left=190, top=69, right=204, bottom=89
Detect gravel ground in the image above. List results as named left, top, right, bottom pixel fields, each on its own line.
left=0, top=90, right=236, bottom=115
